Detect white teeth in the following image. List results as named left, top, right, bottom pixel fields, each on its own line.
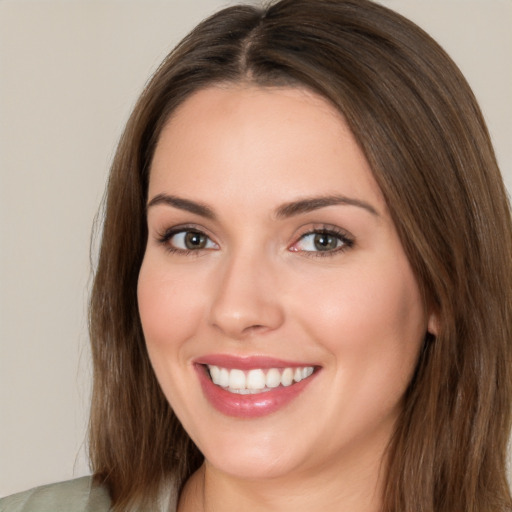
left=229, top=369, right=246, bottom=389
left=206, top=364, right=315, bottom=393
left=302, top=367, right=313, bottom=379
left=266, top=368, right=281, bottom=388
left=209, top=365, right=220, bottom=384
left=219, top=367, right=229, bottom=387
left=247, top=369, right=266, bottom=390
left=281, top=367, right=294, bottom=387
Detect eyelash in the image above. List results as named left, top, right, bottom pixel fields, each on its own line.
left=291, top=226, right=354, bottom=258
left=156, top=225, right=217, bottom=256
left=156, top=225, right=354, bottom=257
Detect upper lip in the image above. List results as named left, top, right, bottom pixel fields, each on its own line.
left=193, top=354, right=319, bottom=370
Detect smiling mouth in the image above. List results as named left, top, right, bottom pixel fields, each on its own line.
left=205, top=365, right=316, bottom=395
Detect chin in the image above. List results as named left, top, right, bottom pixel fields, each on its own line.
left=195, top=423, right=306, bottom=480
left=206, top=449, right=300, bottom=481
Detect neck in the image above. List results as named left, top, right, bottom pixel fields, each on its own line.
left=177, top=445, right=387, bottom=512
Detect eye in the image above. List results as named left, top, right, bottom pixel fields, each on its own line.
left=158, top=228, right=218, bottom=253
left=291, top=229, right=353, bottom=255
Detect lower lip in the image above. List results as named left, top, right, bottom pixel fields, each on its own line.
left=195, top=365, right=317, bottom=418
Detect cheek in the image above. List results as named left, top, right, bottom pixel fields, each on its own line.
left=137, top=255, right=206, bottom=355
left=292, top=256, right=426, bottom=388
left=137, top=254, right=213, bottom=419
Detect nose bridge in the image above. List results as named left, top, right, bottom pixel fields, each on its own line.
left=208, top=244, right=284, bottom=338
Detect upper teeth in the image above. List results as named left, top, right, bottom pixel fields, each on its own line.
left=207, top=365, right=314, bottom=394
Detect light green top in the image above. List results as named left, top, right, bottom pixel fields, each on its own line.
left=0, top=477, right=111, bottom=512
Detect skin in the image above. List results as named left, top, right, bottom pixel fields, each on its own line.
left=137, top=85, right=437, bottom=512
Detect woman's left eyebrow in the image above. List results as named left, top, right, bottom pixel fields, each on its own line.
left=275, top=195, right=379, bottom=219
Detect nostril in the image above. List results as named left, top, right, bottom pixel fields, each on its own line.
left=243, top=324, right=266, bottom=333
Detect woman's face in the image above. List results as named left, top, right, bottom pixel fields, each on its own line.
left=138, top=85, right=435, bottom=483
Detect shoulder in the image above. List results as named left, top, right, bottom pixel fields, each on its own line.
left=0, top=476, right=111, bottom=512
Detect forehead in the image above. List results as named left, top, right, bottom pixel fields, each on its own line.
left=149, top=84, right=386, bottom=214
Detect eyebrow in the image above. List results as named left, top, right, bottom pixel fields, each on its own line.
left=275, top=195, right=379, bottom=218
left=147, top=193, right=216, bottom=219
left=146, top=193, right=379, bottom=219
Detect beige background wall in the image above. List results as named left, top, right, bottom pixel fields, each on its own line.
left=1, top=0, right=510, bottom=498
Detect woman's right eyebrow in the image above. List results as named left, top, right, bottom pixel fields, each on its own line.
left=146, top=193, right=216, bottom=219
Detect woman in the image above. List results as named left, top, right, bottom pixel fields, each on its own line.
left=2, top=0, right=511, bottom=511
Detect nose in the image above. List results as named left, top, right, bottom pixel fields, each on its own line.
left=208, top=250, right=285, bottom=339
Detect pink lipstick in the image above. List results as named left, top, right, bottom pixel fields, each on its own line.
left=194, top=355, right=319, bottom=418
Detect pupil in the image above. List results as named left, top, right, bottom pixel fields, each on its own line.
left=185, top=232, right=206, bottom=249
left=314, top=233, right=337, bottom=251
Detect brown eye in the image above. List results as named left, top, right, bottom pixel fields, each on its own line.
left=184, top=231, right=208, bottom=249
left=290, top=229, right=353, bottom=256
left=161, top=229, right=218, bottom=253
left=313, top=233, right=339, bottom=251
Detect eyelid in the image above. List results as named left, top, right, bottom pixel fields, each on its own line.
left=155, top=224, right=219, bottom=254
left=289, top=224, right=355, bottom=256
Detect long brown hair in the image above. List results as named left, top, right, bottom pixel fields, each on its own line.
left=89, top=1, right=512, bottom=510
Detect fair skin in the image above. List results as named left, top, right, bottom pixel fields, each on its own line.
left=137, top=85, right=436, bottom=512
